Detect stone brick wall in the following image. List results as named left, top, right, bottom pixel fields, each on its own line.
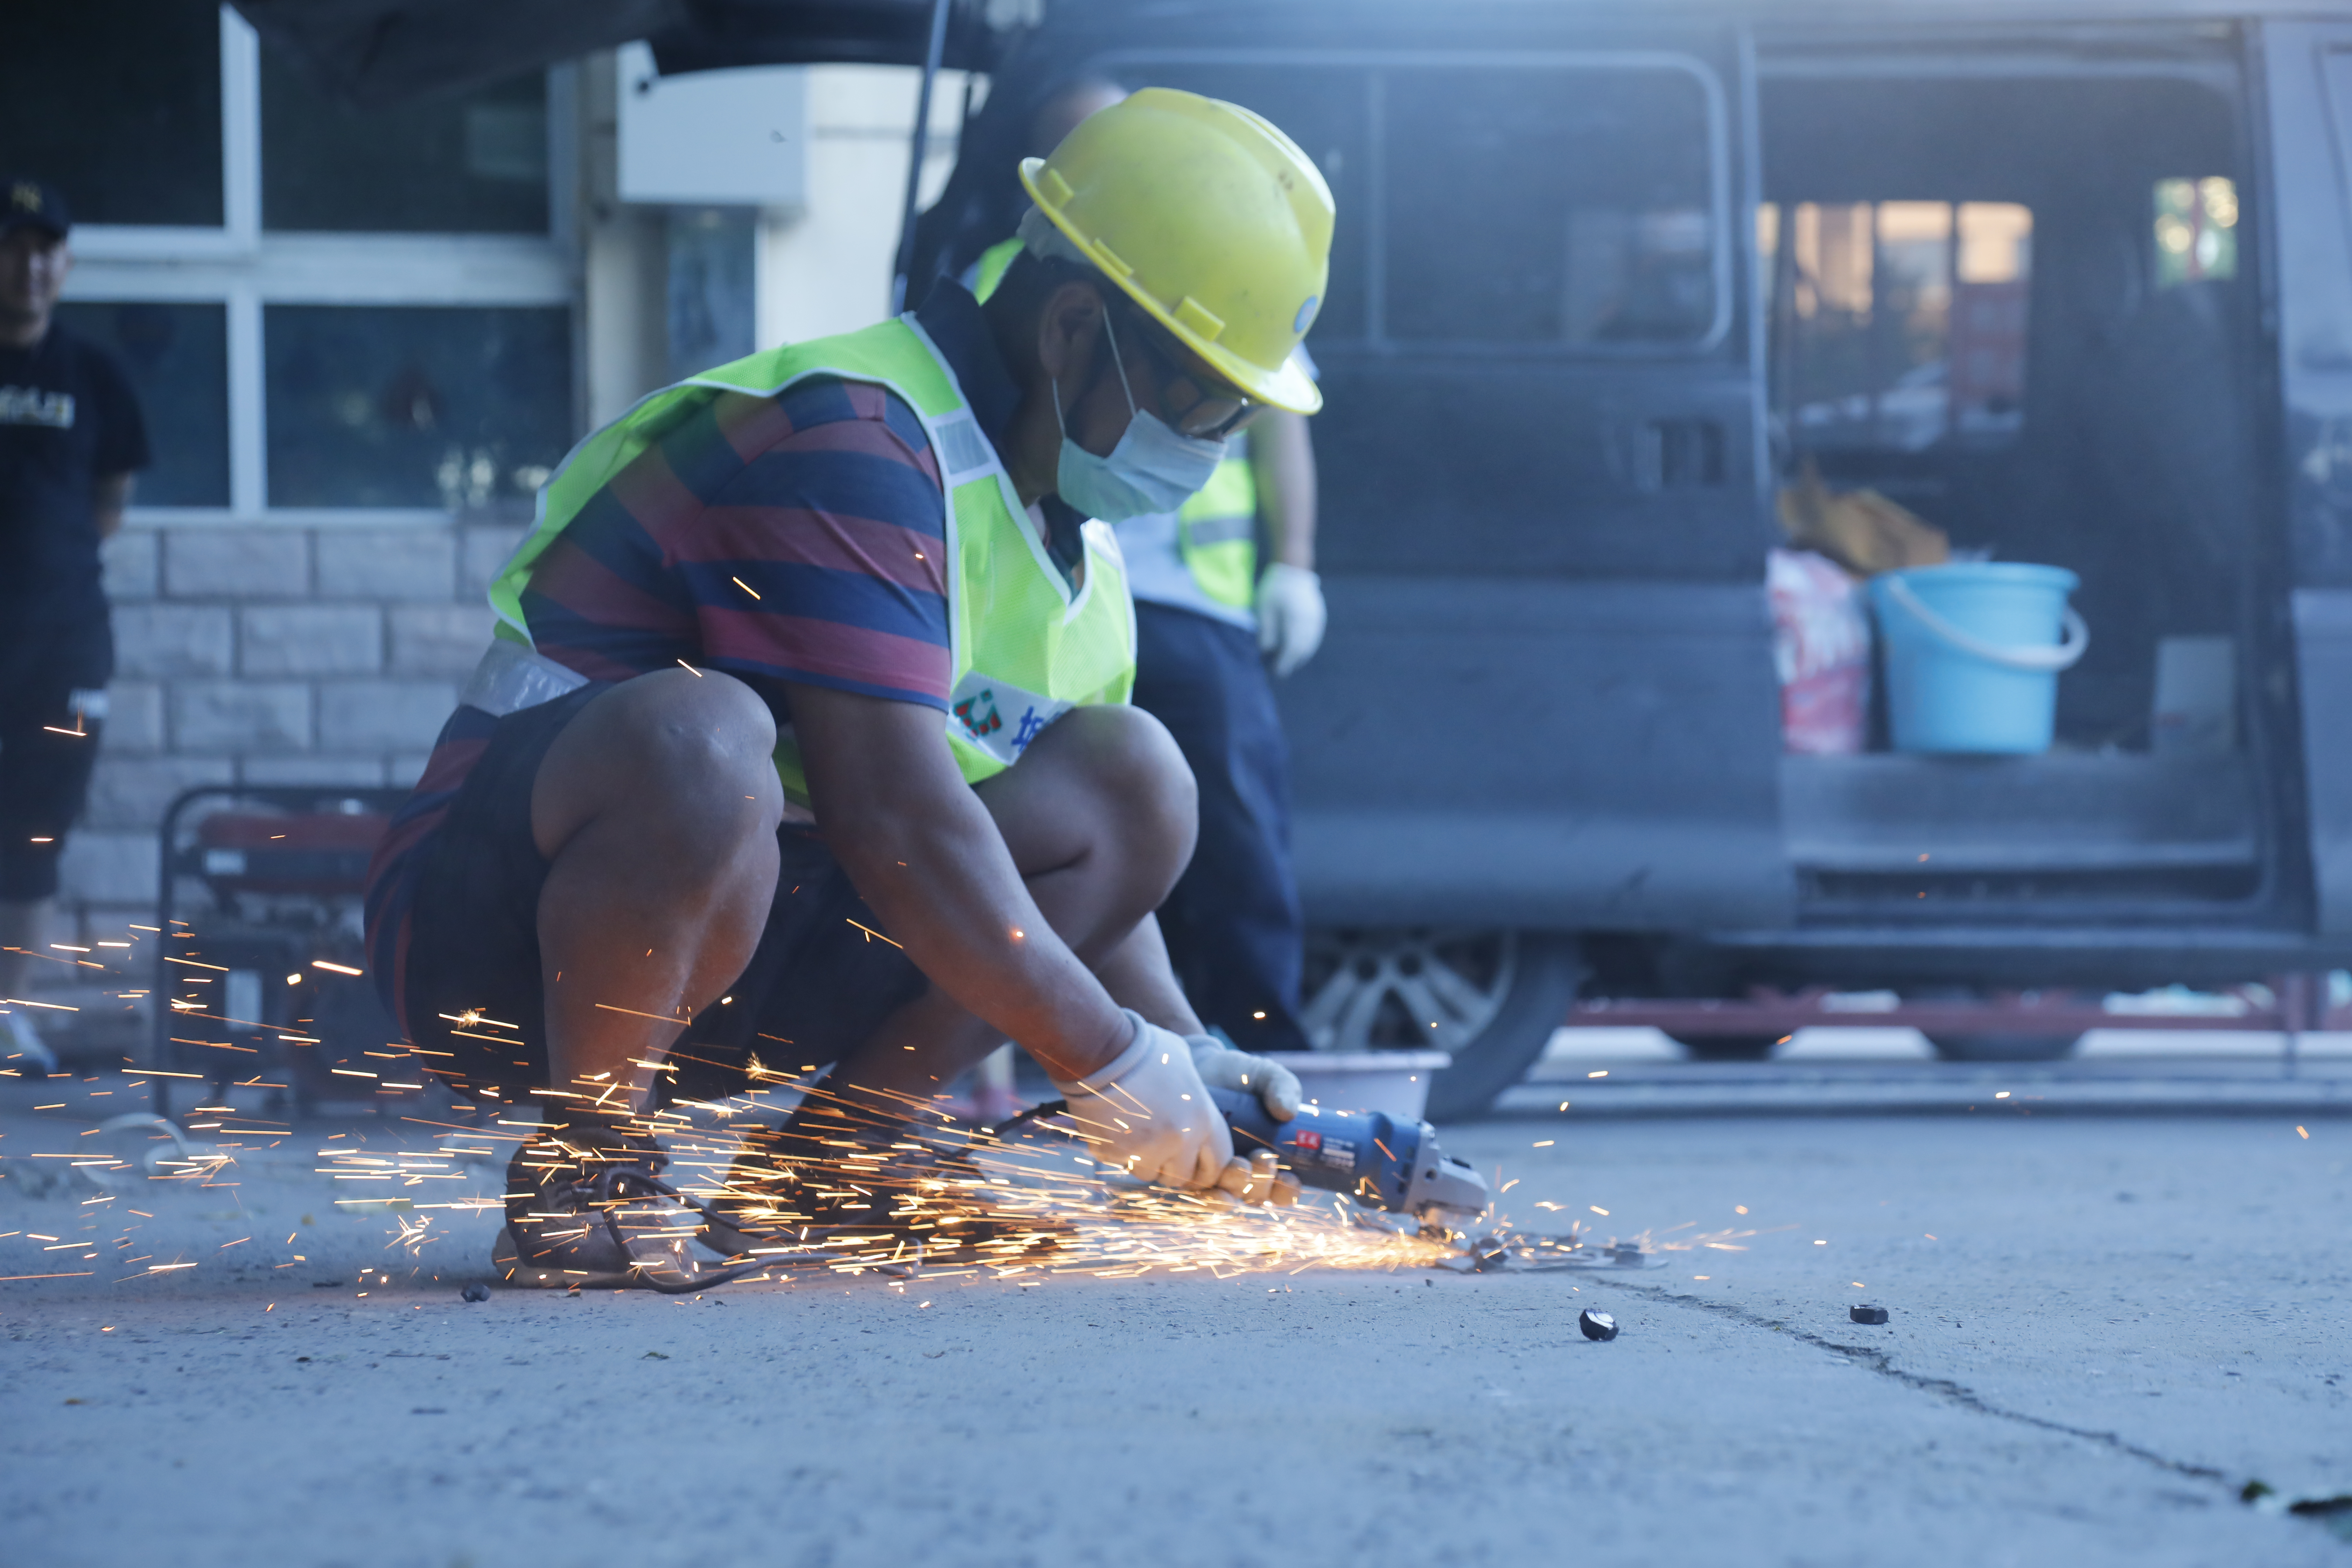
left=52, top=518, right=526, bottom=940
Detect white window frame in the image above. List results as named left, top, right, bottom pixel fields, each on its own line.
left=62, top=5, right=578, bottom=528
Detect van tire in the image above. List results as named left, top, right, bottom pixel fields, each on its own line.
left=1926, top=1031, right=2081, bottom=1062
left=1300, top=928, right=1587, bottom=1122
left=1671, top=1035, right=1780, bottom=1062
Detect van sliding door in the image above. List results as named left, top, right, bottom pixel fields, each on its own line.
left=2272, top=21, right=2352, bottom=935
left=1106, top=38, right=1789, bottom=930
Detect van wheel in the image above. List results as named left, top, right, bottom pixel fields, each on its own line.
left=1907, top=986, right=2084, bottom=1061
left=1926, top=1032, right=2081, bottom=1062
left=1300, top=928, right=1586, bottom=1122
left=1671, top=1035, right=1780, bottom=1062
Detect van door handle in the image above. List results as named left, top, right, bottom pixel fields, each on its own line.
left=1633, top=418, right=1728, bottom=490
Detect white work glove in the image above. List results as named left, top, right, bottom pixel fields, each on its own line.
left=1255, top=562, right=1326, bottom=678
left=1052, top=1010, right=1236, bottom=1191
left=1185, top=1035, right=1303, bottom=1122
left=1186, top=1036, right=1303, bottom=1205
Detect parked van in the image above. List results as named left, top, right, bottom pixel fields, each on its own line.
left=920, top=1, right=2352, bottom=1114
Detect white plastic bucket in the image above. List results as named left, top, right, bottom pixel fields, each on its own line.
left=1259, top=1052, right=1448, bottom=1120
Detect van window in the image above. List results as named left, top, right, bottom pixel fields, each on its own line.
left=1111, top=56, right=1728, bottom=352
left=2153, top=177, right=2238, bottom=287
left=1384, top=66, right=1721, bottom=348
left=1763, top=200, right=2032, bottom=453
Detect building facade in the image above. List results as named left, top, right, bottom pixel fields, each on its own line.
left=24, top=2, right=960, bottom=1043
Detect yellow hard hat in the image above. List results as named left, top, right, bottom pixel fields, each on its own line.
left=1019, top=87, right=1331, bottom=415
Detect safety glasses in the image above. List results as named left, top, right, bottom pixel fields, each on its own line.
left=1105, top=302, right=1263, bottom=440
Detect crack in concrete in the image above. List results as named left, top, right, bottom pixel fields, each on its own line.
left=1587, top=1277, right=2232, bottom=1487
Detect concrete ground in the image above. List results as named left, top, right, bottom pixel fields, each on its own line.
left=2, top=1070, right=2348, bottom=1568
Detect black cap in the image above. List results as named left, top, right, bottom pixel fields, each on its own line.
left=2, top=179, right=71, bottom=240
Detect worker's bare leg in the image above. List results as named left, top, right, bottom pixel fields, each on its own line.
left=815, top=704, right=1202, bottom=1118
left=529, top=670, right=785, bottom=1119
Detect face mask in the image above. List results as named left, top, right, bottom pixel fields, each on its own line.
left=1053, top=310, right=1227, bottom=522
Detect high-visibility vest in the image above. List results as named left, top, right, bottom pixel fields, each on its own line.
left=974, top=236, right=1259, bottom=615
left=486, top=316, right=1136, bottom=804
left=970, top=237, right=1022, bottom=304
left=1175, top=443, right=1258, bottom=612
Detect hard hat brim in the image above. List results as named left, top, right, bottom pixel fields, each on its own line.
left=1018, top=159, right=1324, bottom=416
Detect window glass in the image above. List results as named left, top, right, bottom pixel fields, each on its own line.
left=2153, top=177, right=2238, bottom=287
left=54, top=301, right=230, bottom=506
left=1951, top=203, right=2030, bottom=442
left=0, top=2, right=223, bottom=226
left=1764, top=200, right=2031, bottom=451
left=264, top=306, right=571, bottom=508
left=666, top=209, right=758, bottom=383
left=1111, top=64, right=1368, bottom=344
left=261, top=54, right=549, bottom=233
left=1384, top=66, right=1718, bottom=345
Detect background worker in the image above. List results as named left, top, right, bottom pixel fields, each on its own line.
left=1122, top=341, right=1324, bottom=1057
left=0, top=179, right=146, bottom=1080
left=951, top=77, right=1328, bottom=1066
left=364, top=90, right=1333, bottom=1286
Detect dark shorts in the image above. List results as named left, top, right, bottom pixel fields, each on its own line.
left=0, top=623, right=111, bottom=902
left=398, top=684, right=927, bottom=1106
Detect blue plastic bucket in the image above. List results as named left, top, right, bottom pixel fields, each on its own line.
left=1868, top=564, right=2088, bottom=754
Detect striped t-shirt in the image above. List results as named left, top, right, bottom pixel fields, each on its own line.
left=517, top=373, right=952, bottom=704
left=364, top=284, right=1024, bottom=1024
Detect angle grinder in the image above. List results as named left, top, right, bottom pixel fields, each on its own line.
left=1206, top=1086, right=1491, bottom=1232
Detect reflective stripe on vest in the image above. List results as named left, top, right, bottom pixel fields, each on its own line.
left=1176, top=448, right=1259, bottom=611
left=486, top=316, right=1135, bottom=805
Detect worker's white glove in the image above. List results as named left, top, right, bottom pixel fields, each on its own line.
left=1185, top=1035, right=1303, bottom=1122
left=1255, top=562, right=1326, bottom=678
left=1217, top=1148, right=1300, bottom=1205
left=1051, top=1010, right=1236, bottom=1191
left=1186, top=1036, right=1304, bottom=1205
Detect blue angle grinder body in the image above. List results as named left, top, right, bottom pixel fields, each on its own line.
left=1206, top=1086, right=1490, bottom=1231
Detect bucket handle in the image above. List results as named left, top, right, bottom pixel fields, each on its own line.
left=1881, top=575, right=2090, bottom=672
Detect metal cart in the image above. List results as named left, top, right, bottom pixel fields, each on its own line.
left=149, top=785, right=415, bottom=1121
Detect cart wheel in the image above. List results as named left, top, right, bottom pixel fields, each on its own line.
left=1300, top=928, right=1586, bottom=1122
left=1925, top=1031, right=2081, bottom=1062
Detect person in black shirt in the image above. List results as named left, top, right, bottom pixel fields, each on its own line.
left=0, top=178, right=149, bottom=1077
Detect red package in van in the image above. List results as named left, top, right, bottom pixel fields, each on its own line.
left=1768, top=548, right=1871, bottom=754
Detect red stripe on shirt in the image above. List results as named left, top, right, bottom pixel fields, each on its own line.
left=845, top=384, right=942, bottom=480
left=699, top=606, right=951, bottom=699
left=686, top=507, right=947, bottom=593
left=711, top=390, right=798, bottom=465
left=609, top=448, right=706, bottom=550
left=767, top=412, right=943, bottom=485
left=527, top=537, right=697, bottom=632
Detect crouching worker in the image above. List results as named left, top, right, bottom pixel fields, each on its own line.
left=363, top=90, right=1335, bottom=1289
